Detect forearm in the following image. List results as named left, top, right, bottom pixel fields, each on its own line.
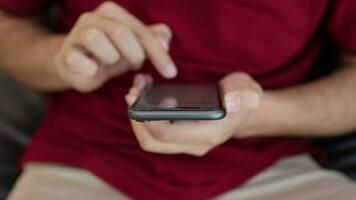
left=249, top=56, right=356, bottom=137
left=0, top=10, right=68, bottom=91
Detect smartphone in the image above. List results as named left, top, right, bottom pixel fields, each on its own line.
left=128, top=84, right=226, bottom=122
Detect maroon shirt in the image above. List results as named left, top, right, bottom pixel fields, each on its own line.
left=1, top=0, right=356, bottom=199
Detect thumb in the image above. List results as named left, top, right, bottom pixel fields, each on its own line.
left=224, top=90, right=261, bottom=112
left=220, top=72, right=263, bottom=113
left=125, top=94, right=136, bottom=107
left=149, top=23, right=173, bottom=51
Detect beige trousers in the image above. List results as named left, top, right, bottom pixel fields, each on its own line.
left=7, top=155, right=356, bottom=200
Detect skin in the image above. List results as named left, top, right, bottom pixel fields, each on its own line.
left=0, top=2, right=177, bottom=92
left=125, top=73, right=263, bottom=156
left=1, top=2, right=356, bottom=157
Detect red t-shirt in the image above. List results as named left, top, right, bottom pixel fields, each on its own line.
left=1, top=0, right=356, bottom=199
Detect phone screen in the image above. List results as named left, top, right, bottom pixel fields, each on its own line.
left=133, top=84, right=223, bottom=110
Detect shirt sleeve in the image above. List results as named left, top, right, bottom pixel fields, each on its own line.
left=328, top=0, right=356, bottom=54
left=0, top=0, right=52, bottom=15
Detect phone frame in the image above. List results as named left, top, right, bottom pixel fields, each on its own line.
left=128, top=84, right=226, bottom=122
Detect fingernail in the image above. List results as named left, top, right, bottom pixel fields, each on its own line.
left=224, top=92, right=241, bottom=110
left=164, top=63, right=178, bottom=78
left=242, top=91, right=261, bottom=109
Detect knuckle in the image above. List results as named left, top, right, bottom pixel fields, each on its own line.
left=81, top=28, right=101, bottom=46
left=98, top=1, right=117, bottom=12
left=78, top=12, right=92, bottom=22
left=109, top=23, right=130, bottom=38
left=234, top=72, right=251, bottom=80
left=160, top=24, right=171, bottom=32
left=155, top=23, right=171, bottom=34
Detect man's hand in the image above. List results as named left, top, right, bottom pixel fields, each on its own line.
left=125, top=73, right=263, bottom=156
left=54, top=2, right=177, bottom=92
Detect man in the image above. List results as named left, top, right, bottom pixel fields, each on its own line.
left=0, top=0, right=356, bottom=199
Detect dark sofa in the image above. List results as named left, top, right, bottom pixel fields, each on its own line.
left=0, top=73, right=44, bottom=199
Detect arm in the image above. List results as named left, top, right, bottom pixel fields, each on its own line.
left=249, top=55, right=356, bottom=137
left=0, top=10, right=67, bottom=90
left=124, top=57, right=356, bottom=156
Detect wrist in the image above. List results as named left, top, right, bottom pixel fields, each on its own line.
left=32, top=34, right=71, bottom=90
left=238, top=90, right=296, bottom=137
left=35, top=34, right=65, bottom=74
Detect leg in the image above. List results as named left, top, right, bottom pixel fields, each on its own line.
left=216, top=154, right=356, bottom=200
left=7, top=163, right=131, bottom=200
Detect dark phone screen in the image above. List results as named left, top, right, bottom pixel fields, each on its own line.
left=133, top=84, right=222, bottom=110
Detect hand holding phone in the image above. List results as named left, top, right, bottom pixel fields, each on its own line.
left=125, top=73, right=263, bottom=156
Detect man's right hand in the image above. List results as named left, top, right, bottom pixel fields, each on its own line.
left=54, top=1, right=177, bottom=92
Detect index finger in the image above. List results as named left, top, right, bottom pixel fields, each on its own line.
left=95, top=2, right=177, bottom=78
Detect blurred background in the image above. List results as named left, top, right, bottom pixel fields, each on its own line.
left=0, top=72, right=45, bottom=199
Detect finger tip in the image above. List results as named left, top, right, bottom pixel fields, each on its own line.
left=164, top=72, right=177, bottom=79
left=162, top=64, right=178, bottom=79
left=124, top=95, right=130, bottom=106
left=125, top=94, right=136, bottom=106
